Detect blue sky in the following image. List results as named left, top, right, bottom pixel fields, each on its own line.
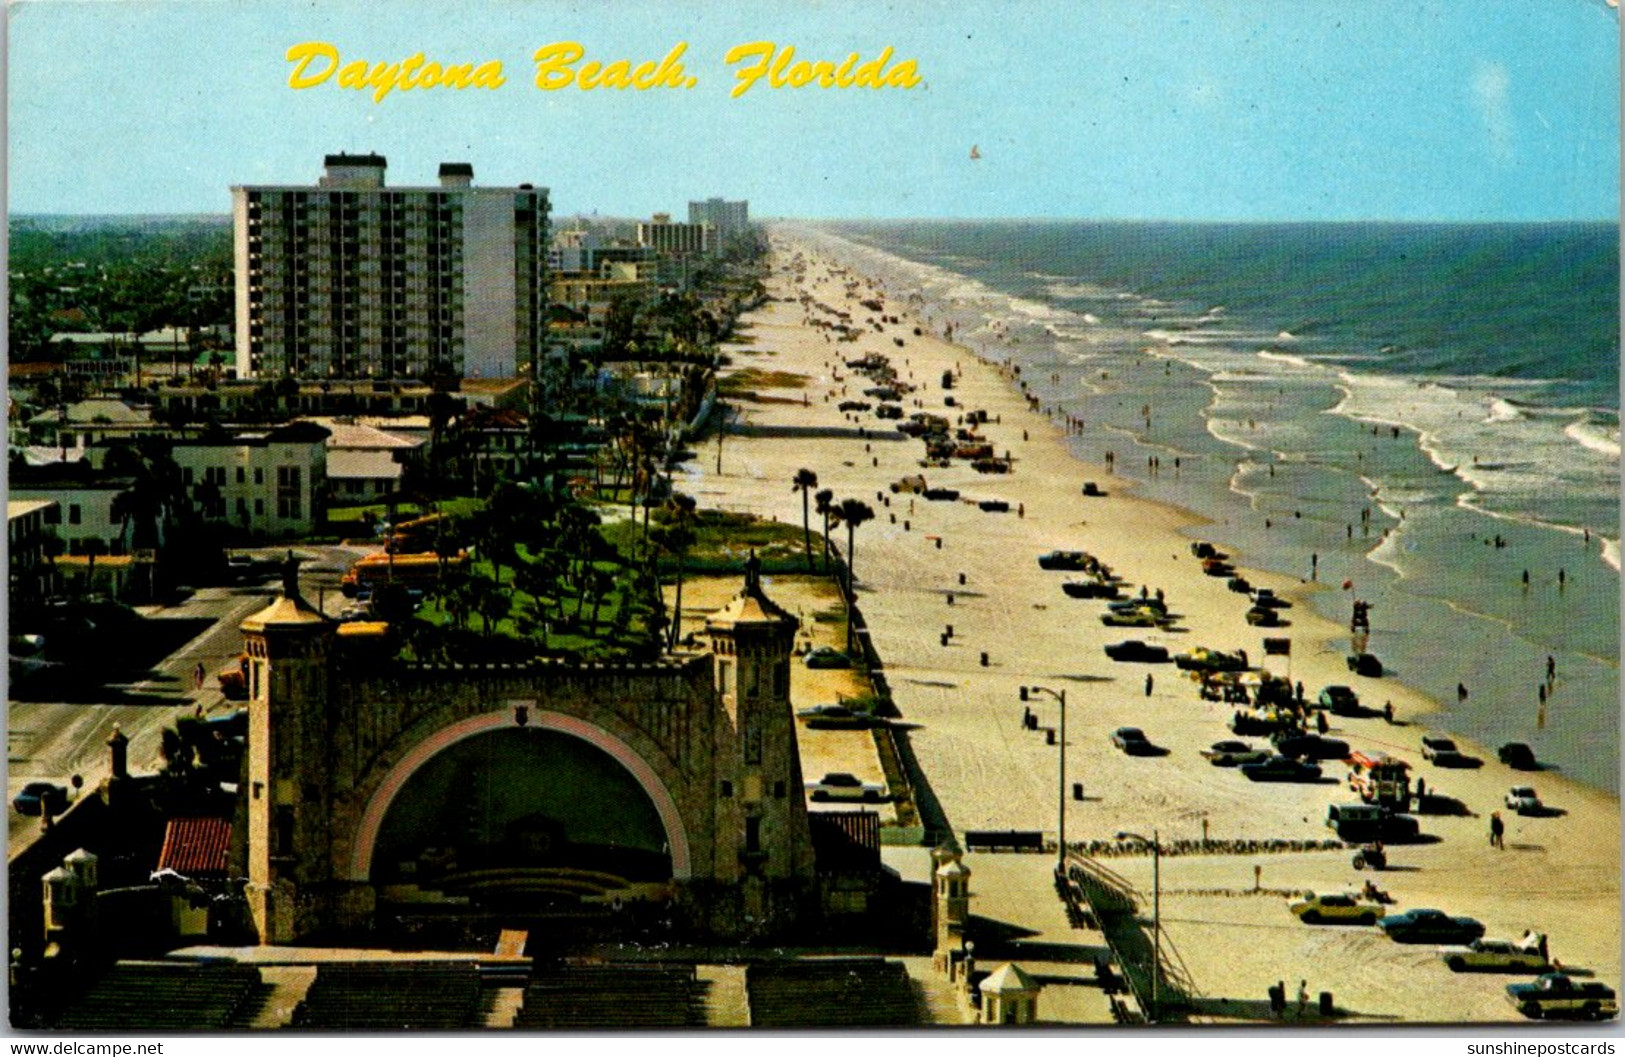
left=7, top=0, right=1619, bottom=220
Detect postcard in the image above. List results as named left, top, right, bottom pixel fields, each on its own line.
left=6, top=0, right=1619, bottom=1041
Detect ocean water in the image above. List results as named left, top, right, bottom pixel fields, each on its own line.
left=792, top=220, right=1621, bottom=792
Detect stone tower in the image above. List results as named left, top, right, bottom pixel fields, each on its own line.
left=243, top=556, right=336, bottom=943
left=703, top=554, right=816, bottom=936
left=932, top=842, right=971, bottom=965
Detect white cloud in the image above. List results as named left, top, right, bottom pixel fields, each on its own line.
left=1473, top=60, right=1513, bottom=162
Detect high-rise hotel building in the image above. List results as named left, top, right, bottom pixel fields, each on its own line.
left=233, top=154, right=549, bottom=381
left=688, top=198, right=750, bottom=243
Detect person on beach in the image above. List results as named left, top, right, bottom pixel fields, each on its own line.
left=1269, top=982, right=1285, bottom=1019
left=1547, top=655, right=1556, bottom=683
left=1457, top=683, right=1469, bottom=704
left=193, top=662, right=206, bottom=690
left=1297, top=980, right=1310, bottom=1017
left=1383, top=701, right=1394, bottom=724
left=1145, top=674, right=1154, bottom=697
left=1490, top=811, right=1505, bottom=849
left=1415, top=777, right=1426, bottom=805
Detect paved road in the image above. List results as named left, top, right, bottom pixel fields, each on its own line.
left=6, top=544, right=373, bottom=859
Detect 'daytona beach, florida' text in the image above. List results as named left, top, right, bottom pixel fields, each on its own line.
left=284, top=41, right=923, bottom=103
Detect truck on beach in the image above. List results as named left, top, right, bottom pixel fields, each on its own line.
left=1506, top=974, right=1618, bottom=1020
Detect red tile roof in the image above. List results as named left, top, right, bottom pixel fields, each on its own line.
left=157, top=817, right=232, bottom=877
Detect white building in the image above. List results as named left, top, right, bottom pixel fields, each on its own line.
left=233, top=154, right=550, bottom=383
left=688, top=198, right=750, bottom=243
left=636, top=213, right=715, bottom=256
left=167, top=422, right=331, bottom=539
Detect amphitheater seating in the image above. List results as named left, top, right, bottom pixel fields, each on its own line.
left=292, top=962, right=484, bottom=1031
left=515, top=964, right=705, bottom=1029
left=52, top=962, right=263, bottom=1031
left=746, top=958, right=920, bottom=1028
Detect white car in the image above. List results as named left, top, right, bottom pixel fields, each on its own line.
left=805, top=772, right=886, bottom=803
left=1440, top=934, right=1551, bottom=973
left=1200, top=740, right=1271, bottom=767
left=1505, top=786, right=1543, bottom=814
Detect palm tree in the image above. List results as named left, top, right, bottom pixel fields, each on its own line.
left=654, top=493, right=699, bottom=650
left=792, top=468, right=818, bottom=572
left=814, top=488, right=835, bottom=572
left=835, top=498, right=875, bottom=601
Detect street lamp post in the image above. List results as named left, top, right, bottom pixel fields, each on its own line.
left=1021, top=685, right=1067, bottom=870
left=1116, top=828, right=1162, bottom=1023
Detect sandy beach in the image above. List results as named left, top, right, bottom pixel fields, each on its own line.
left=674, top=235, right=1621, bottom=1024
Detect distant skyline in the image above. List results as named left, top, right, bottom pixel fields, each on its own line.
left=7, top=0, right=1620, bottom=221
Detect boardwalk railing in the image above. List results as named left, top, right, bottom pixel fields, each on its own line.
left=1062, top=849, right=1202, bottom=1022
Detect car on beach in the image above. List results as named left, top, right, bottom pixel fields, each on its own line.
left=1439, top=935, right=1550, bottom=973
left=12, top=781, right=68, bottom=816
left=976, top=499, right=1011, bottom=513
left=1065, top=580, right=1121, bottom=600
left=803, top=647, right=852, bottom=669
left=1288, top=891, right=1386, bottom=926
left=1105, top=640, right=1170, bottom=663
left=1378, top=908, right=1486, bottom=944
left=1272, top=733, right=1350, bottom=761
left=1245, top=606, right=1281, bottom=626
left=1175, top=647, right=1249, bottom=673
left=1101, top=609, right=1160, bottom=628
left=1190, top=542, right=1221, bottom=559
left=890, top=475, right=928, bottom=494
left=1505, top=786, right=1543, bottom=814
left=1081, top=482, right=1106, bottom=497
left=1347, top=652, right=1384, bottom=677
left=875, top=404, right=904, bottom=420
left=1251, top=588, right=1290, bottom=609
left=1240, top=755, right=1323, bottom=782
left=1499, top=743, right=1539, bottom=770
left=795, top=704, right=871, bottom=729
left=1507, top=974, right=1619, bottom=1021
left=1317, top=686, right=1361, bottom=715
left=1201, top=740, right=1271, bottom=767
left=1107, top=596, right=1163, bottom=614
left=1227, top=577, right=1253, bottom=594
left=923, top=488, right=961, bottom=501
left=1111, top=727, right=1156, bottom=755
left=1037, top=551, right=1091, bottom=571
left=837, top=401, right=871, bottom=413
left=1421, top=736, right=1472, bottom=766
left=805, top=772, right=886, bottom=803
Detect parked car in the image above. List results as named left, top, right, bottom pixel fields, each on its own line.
left=1499, top=742, right=1538, bottom=770
left=1037, top=550, right=1090, bottom=571
left=1241, top=755, right=1323, bottom=782
left=795, top=704, right=869, bottom=729
left=1420, top=735, right=1468, bottom=764
left=1227, top=577, right=1252, bottom=594
left=1347, top=652, right=1384, bottom=677
left=803, top=647, right=852, bottom=669
left=1101, top=609, right=1160, bottom=628
left=1066, top=580, right=1122, bottom=600
left=1507, top=974, right=1618, bottom=1021
left=1271, top=733, right=1350, bottom=761
left=1081, top=482, right=1106, bottom=497
left=875, top=403, right=904, bottom=420
left=805, top=772, right=886, bottom=803
left=12, top=781, right=68, bottom=817
left=1440, top=934, right=1550, bottom=973
left=1111, top=727, right=1156, bottom=755
left=890, top=475, right=928, bottom=494
left=1245, top=606, right=1281, bottom=627
left=1105, top=640, right=1170, bottom=663
left=837, top=400, right=872, bottom=412
left=1505, top=786, right=1543, bottom=814
left=1378, top=908, right=1486, bottom=944
left=977, top=499, right=1011, bottom=513
left=923, top=488, right=961, bottom=501
left=1175, top=647, right=1248, bottom=673
left=1251, top=588, right=1289, bottom=609
left=1317, top=686, right=1361, bottom=715
left=1289, top=891, right=1386, bottom=926
left=1202, top=740, right=1270, bottom=767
